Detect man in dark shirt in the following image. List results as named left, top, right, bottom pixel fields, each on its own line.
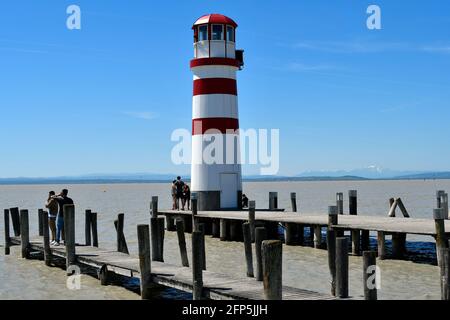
left=175, top=176, right=184, bottom=210
left=54, top=189, right=74, bottom=246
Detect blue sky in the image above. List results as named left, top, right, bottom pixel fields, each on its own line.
left=0, top=0, right=449, bottom=177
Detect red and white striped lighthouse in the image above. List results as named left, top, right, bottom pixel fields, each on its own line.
left=190, top=14, right=244, bottom=210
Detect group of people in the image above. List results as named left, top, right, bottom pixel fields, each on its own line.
left=171, top=176, right=191, bottom=210
left=44, top=189, right=74, bottom=246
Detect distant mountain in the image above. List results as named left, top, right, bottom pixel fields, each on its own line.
left=297, top=166, right=423, bottom=179
left=393, top=172, right=450, bottom=180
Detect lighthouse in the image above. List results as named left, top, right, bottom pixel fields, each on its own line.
left=190, top=14, right=244, bottom=210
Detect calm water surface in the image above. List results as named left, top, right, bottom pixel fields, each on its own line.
left=1, top=179, right=449, bottom=300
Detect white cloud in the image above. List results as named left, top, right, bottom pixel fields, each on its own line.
left=123, top=111, right=158, bottom=120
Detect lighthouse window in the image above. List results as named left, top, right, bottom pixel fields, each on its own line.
left=227, top=26, right=235, bottom=42
left=198, top=25, right=208, bottom=41
left=212, top=24, right=224, bottom=40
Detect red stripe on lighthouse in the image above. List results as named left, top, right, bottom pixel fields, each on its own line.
left=193, top=78, right=237, bottom=96
left=190, top=58, right=240, bottom=68
left=192, top=118, right=239, bottom=135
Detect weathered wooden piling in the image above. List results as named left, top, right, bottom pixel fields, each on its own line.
left=434, top=208, right=447, bottom=268
left=114, top=213, right=129, bottom=254
left=284, top=194, right=297, bottom=246
left=192, top=231, right=204, bottom=300
left=176, top=219, right=189, bottom=267
left=20, top=209, right=29, bottom=259
left=42, top=210, right=51, bottom=266
left=442, top=193, right=449, bottom=220
left=314, top=226, right=322, bottom=249
left=327, top=206, right=338, bottom=296
left=388, top=198, right=398, bottom=217
left=91, top=212, right=98, bottom=247
left=391, top=233, right=406, bottom=259
left=151, top=196, right=159, bottom=218
left=166, top=215, right=176, bottom=232
left=269, top=192, right=278, bottom=210
left=220, top=219, right=228, bottom=241
left=336, top=193, right=344, bottom=215
left=191, top=194, right=198, bottom=231
left=363, top=251, right=378, bottom=300
left=38, top=209, right=44, bottom=236
left=255, top=227, right=268, bottom=281
left=440, top=247, right=450, bottom=300
left=349, top=190, right=360, bottom=256
left=211, top=219, right=220, bottom=238
left=377, top=231, right=386, bottom=260
left=229, top=220, right=239, bottom=241
left=10, top=207, right=20, bottom=237
left=150, top=216, right=165, bottom=262
left=242, top=222, right=254, bottom=278
left=99, top=264, right=109, bottom=286
left=63, top=204, right=76, bottom=273
left=248, top=201, right=256, bottom=243
left=336, top=237, right=349, bottom=298
left=262, top=240, right=282, bottom=300
left=198, top=223, right=206, bottom=270
left=361, top=230, right=370, bottom=251
left=137, top=224, right=152, bottom=299
left=4, top=209, right=10, bottom=255
left=396, top=198, right=410, bottom=218
left=437, top=190, right=445, bottom=209
left=85, top=209, right=92, bottom=246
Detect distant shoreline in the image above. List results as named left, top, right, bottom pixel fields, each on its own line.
left=1, top=176, right=450, bottom=186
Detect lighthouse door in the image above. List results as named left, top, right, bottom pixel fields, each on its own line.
left=220, top=173, right=238, bottom=209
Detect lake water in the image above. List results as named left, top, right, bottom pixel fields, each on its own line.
left=1, top=179, right=449, bottom=300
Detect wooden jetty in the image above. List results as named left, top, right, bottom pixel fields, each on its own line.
left=3, top=203, right=338, bottom=301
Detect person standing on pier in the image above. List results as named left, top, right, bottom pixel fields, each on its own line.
left=53, top=189, right=74, bottom=246
left=171, top=180, right=178, bottom=210
left=45, top=191, right=58, bottom=244
left=175, top=176, right=185, bottom=210
left=182, top=183, right=191, bottom=211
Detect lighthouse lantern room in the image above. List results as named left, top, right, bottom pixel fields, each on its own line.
left=190, top=14, right=244, bottom=210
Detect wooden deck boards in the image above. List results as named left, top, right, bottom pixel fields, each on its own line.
left=162, top=210, right=448, bottom=236
left=10, top=236, right=336, bottom=300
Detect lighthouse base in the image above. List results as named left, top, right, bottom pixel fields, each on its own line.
left=196, top=191, right=243, bottom=211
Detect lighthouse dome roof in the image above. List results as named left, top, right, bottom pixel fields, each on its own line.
left=193, top=14, right=238, bottom=29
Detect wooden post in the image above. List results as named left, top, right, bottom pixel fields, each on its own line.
left=166, top=215, right=176, bottom=231
left=85, top=209, right=92, bottom=246
left=262, top=240, right=282, bottom=300
left=10, top=207, right=20, bottom=237
left=211, top=219, right=220, bottom=238
left=391, top=233, right=406, bottom=259
left=269, top=192, right=278, bottom=210
left=434, top=208, right=447, bottom=269
left=242, top=222, right=254, bottom=278
left=336, top=193, right=344, bottom=215
left=99, top=265, right=109, bottom=286
left=285, top=194, right=296, bottom=244
left=336, top=237, right=349, bottom=298
left=377, top=232, right=386, bottom=260
left=388, top=198, right=398, bottom=217
left=91, top=212, right=98, bottom=247
left=64, top=204, right=76, bottom=273
left=137, top=224, right=152, bottom=299
left=150, top=217, right=165, bottom=262
left=4, top=209, right=10, bottom=255
left=229, top=220, right=239, bottom=241
left=396, top=198, right=410, bottom=218
left=290, top=192, right=297, bottom=212
left=115, top=213, right=129, bottom=254
left=437, top=190, right=445, bottom=209
left=442, top=193, right=449, bottom=220
left=38, top=209, right=44, bottom=236
left=20, top=209, right=29, bottom=259
left=191, top=194, right=198, bottom=231
left=248, top=201, right=256, bottom=243
left=255, top=227, right=267, bottom=281
left=313, top=226, right=322, bottom=249
left=349, top=190, right=360, bottom=256
left=440, top=248, right=450, bottom=300
left=192, top=231, right=203, bottom=300
left=361, top=230, right=370, bottom=251
left=42, top=210, right=51, bottom=266
left=363, top=251, right=378, bottom=300
left=151, top=196, right=159, bottom=218
left=176, top=219, right=189, bottom=267
left=327, top=206, right=338, bottom=296
left=220, top=219, right=228, bottom=241
left=198, top=223, right=206, bottom=270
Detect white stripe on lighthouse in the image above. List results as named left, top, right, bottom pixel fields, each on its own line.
left=192, top=65, right=238, bottom=80
left=192, top=94, right=238, bottom=119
